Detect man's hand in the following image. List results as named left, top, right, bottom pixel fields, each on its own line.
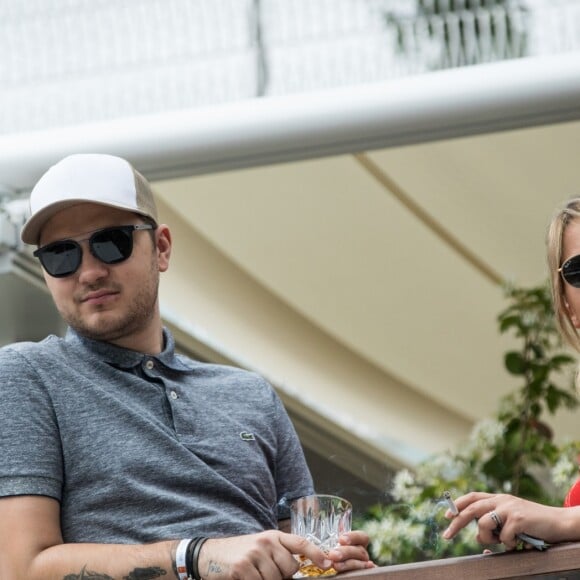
left=198, top=530, right=374, bottom=579
left=328, top=530, right=376, bottom=574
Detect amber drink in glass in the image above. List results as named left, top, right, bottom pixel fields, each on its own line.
left=290, top=494, right=352, bottom=578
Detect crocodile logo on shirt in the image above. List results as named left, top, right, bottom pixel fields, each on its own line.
left=240, top=431, right=256, bottom=441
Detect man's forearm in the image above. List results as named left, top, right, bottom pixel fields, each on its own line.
left=26, top=539, right=180, bottom=580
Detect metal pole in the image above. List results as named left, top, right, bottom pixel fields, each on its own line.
left=252, top=0, right=269, bottom=97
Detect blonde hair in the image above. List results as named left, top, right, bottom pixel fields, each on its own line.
left=547, top=197, right=580, bottom=352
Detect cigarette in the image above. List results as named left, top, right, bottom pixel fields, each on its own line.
left=443, top=491, right=459, bottom=516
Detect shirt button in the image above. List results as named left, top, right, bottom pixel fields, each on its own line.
left=170, top=391, right=178, bottom=400
left=145, top=359, right=154, bottom=370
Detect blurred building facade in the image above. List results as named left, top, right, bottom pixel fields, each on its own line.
left=1, top=0, right=579, bottom=134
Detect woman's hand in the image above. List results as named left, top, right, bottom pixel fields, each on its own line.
left=442, top=491, right=580, bottom=549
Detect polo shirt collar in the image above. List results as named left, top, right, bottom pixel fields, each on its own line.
left=64, top=327, right=196, bottom=372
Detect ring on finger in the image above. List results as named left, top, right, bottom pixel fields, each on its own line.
left=489, top=510, right=503, bottom=535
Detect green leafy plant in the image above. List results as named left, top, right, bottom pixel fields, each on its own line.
left=361, top=282, right=580, bottom=565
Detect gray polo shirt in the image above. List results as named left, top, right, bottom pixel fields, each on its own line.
left=0, top=328, right=314, bottom=543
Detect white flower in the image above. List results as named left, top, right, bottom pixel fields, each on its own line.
left=468, top=418, right=504, bottom=450
left=411, top=500, right=437, bottom=522
left=552, top=455, right=577, bottom=489
left=362, top=515, right=425, bottom=563
left=391, top=469, right=421, bottom=503
left=416, top=453, right=459, bottom=482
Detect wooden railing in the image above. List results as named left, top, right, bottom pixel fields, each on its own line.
left=339, top=542, right=580, bottom=579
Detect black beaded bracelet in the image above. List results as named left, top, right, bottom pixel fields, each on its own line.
left=192, top=537, right=209, bottom=580
left=186, top=536, right=208, bottom=580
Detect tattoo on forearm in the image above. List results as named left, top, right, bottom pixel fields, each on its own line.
left=63, top=565, right=114, bottom=579
left=207, top=561, right=223, bottom=575
left=123, top=568, right=167, bottom=579
left=63, top=565, right=167, bottom=580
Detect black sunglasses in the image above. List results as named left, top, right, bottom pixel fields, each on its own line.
left=33, top=224, right=155, bottom=278
left=559, top=254, right=580, bottom=288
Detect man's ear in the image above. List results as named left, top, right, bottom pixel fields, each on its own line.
left=156, top=225, right=172, bottom=273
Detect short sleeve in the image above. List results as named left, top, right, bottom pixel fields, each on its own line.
left=0, top=346, right=63, bottom=499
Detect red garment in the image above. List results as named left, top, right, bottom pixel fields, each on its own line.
left=564, top=478, right=580, bottom=507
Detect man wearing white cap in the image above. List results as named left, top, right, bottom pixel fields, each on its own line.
left=0, top=154, right=373, bottom=579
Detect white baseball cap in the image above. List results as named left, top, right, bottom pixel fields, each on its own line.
left=21, top=153, right=158, bottom=245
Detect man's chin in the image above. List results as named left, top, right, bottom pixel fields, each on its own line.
left=68, top=316, right=128, bottom=343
